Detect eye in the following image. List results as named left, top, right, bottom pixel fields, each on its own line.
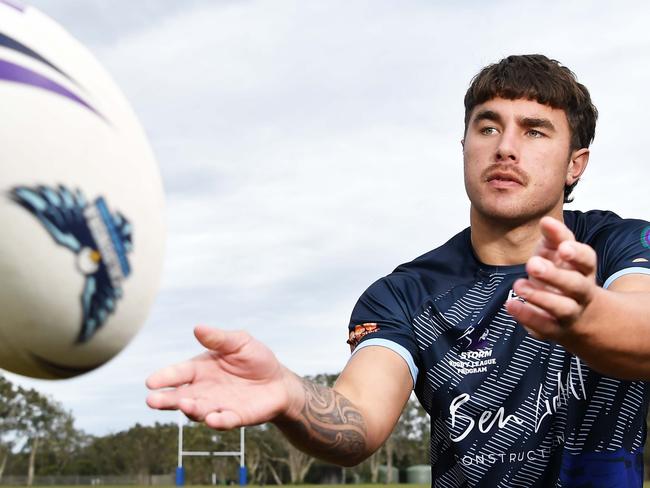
left=480, top=126, right=498, bottom=135
left=527, top=129, right=545, bottom=138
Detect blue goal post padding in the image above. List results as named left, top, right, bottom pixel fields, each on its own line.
left=176, top=467, right=185, bottom=486
left=239, top=467, right=247, bottom=486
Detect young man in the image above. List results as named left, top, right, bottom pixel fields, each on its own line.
left=146, top=55, right=650, bottom=486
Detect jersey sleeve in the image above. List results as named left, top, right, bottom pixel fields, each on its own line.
left=346, top=273, right=421, bottom=388
left=594, top=218, right=650, bottom=288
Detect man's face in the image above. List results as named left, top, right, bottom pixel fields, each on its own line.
left=463, top=97, right=584, bottom=224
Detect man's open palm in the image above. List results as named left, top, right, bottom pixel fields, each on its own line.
left=146, top=326, right=297, bottom=430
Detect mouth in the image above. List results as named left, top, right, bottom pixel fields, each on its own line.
left=485, top=171, right=524, bottom=187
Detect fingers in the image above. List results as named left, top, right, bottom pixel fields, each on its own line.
left=194, top=325, right=251, bottom=355
left=147, top=393, right=233, bottom=426
left=525, top=257, right=595, bottom=303
left=205, top=410, right=243, bottom=430
left=146, top=382, right=199, bottom=410
left=513, top=278, right=583, bottom=325
left=510, top=238, right=598, bottom=339
left=506, top=299, right=559, bottom=340
left=174, top=395, right=243, bottom=428
left=147, top=326, right=250, bottom=390
left=178, top=397, right=217, bottom=422
left=539, top=216, right=575, bottom=250
left=556, top=241, right=597, bottom=276
left=146, top=389, right=184, bottom=410
left=146, top=360, right=197, bottom=390
left=147, top=387, right=227, bottom=421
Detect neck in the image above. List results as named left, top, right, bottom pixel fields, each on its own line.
left=470, top=206, right=564, bottom=266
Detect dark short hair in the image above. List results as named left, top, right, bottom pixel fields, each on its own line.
left=464, top=54, right=598, bottom=202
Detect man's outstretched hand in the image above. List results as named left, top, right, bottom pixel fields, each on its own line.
left=146, top=326, right=302, bottom=430
left=506, top=216, right=601, bottom=344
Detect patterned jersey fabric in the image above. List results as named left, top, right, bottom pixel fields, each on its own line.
left=347, top=210, right=650, bottom=487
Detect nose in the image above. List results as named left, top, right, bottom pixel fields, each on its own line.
left=495, top=129, right=518, bottom=162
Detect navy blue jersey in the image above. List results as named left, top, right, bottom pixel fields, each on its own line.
left=347, top=210, right=650, bottom=487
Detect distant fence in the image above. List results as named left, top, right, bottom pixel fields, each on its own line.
left=0, top=474, right=174, bottom=486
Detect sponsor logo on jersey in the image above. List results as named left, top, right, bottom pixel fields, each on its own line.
left=641, top=226, right=650, bottom=249
left=447, top=358, right=587, bottom=445
left=451, top=322, right=495, bottom=375
left=457, top=436, right=566, bottom=467
left=448, top=348, right=496, bottom=375
left=507, top=288, right=526, bottom=303
left=347, top=322, right=380, bottom=351
left=457, top=324, right=490, bottom=350
left=10, top=185, right=133, bottom=343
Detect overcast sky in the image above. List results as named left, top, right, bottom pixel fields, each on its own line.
left=5, top=0, right=650, bottom=436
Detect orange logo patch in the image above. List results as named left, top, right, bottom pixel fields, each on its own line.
left=347, top=323, right=380, bottom=351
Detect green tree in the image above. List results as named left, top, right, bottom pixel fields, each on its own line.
left=0, top=375, right=87, bottom=481
left=18, top=387, right=75, bottom=485
left=349, top=394, right=429, bottom=483
left=35, top=409, right=87, bottom=475
left=0, top=376, right=24, bottom=480
left=273, top=373, right=338, bottom=484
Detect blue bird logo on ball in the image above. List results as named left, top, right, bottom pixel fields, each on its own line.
left=10, top=185, right=133, bottom=343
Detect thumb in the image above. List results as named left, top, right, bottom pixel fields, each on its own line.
left=194, top=325, right=250, bottom=354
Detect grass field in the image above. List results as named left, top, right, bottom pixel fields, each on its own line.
left=10, top=486, right=429, bottom=488
left=0, top=485, right=644, bottom=488
left=5, top=481, right=650, bottom=488
left=15, top=485, right=430, bottom=488
left=14, top=485, right=430, bottom=488
left=9, top=484, right=650, bottom=487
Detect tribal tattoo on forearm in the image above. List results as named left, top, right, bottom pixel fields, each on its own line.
left=276, top=378, right=368, bottom=462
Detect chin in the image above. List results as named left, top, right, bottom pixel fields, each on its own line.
left=473, top=200, right=556, bottom=226
left=466, top=184, right=564, bottom=225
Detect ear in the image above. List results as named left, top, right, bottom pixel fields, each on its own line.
left=461, top=138, right=465, bottom=149
left=566, top=148, right=589, bottom=186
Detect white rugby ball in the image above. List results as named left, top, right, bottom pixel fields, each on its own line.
left=0, top=1, right=165, bottom=379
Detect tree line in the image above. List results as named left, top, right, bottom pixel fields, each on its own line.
left=0, top=373, right=430, bottom=485
left=6, top=373, right=650, bottom=484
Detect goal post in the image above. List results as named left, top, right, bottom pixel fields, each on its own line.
left=175, top=413, right=247, bottom=486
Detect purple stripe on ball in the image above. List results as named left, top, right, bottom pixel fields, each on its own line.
left=0, top=0, right=25, bottom=12
left=0, top=58, right=105, bottom=121
left=0, top=32, right=80, bottom=88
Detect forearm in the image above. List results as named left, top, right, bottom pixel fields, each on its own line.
left=567, top=288, right=650, bottom=379
left=273, top=374, right=369, bottom=467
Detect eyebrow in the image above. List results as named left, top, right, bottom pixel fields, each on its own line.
left=472, top=109, right=501, bottom=125
left=472, top=110, right=556, bottom=132
left=519, top=117, right=556, bottom=132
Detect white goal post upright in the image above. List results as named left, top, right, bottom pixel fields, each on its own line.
left=175, top=413, right=247, bottom=486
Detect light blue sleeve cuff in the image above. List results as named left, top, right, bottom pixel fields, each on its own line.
left=350, top=338, right=418, bottom=389
left=603, top=267, right=650, bottom=289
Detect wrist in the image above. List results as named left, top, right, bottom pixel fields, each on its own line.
left=563, top=285, right=608, bottom=354
left=274, top=367, right=306, bottom=424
